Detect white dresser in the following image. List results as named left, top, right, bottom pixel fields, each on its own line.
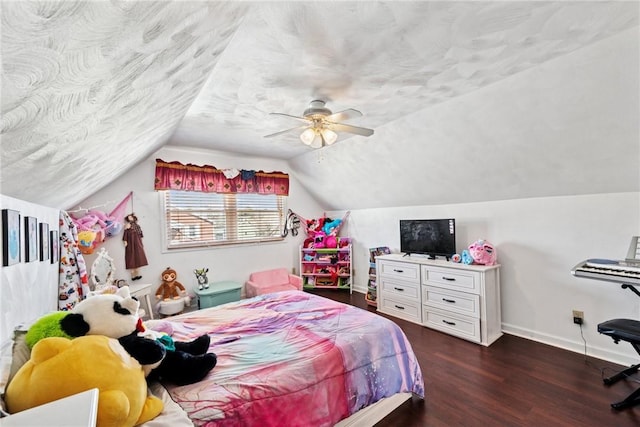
left=376, top=254, right=502, bottom=346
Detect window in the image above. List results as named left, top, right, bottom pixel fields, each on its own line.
left=163, top=190, right=286, bottom=249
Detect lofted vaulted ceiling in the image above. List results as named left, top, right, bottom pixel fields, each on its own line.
left=1, top=1, right=638, bottom=210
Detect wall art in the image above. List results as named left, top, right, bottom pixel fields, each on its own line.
left=2, top=209, right=21, bottom=266
left=39, top=222, right=50, bottom=261
left=50, top=230, right=59, bottom=263
left=24, top=216, right=38, bottom=262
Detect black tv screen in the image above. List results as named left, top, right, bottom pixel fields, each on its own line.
left=400, top=219, right=456, bottom=259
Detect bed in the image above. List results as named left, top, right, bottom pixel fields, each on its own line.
left=142, top=290, right=424, bottom=426
left=2, top=290, right=423, bottom=426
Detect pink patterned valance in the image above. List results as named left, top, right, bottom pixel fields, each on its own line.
left=154, top=159, right=289, bottom=196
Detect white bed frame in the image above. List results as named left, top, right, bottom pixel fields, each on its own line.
left=335, top=393, right=412, bottom=426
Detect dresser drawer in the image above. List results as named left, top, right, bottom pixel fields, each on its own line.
left=380, top=278, right=419, bottom=300
left=379, top=294, right=421, bottom=324
left=423, top=306, right=481, bottom=343
left=422, top=285, right=480, bottom=318
left=378, top=260, right=420, bottom=283
left=422, top=265, right=480, bottom=294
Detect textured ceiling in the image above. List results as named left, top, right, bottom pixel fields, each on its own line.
left=1, top=1, right=638, bottom=210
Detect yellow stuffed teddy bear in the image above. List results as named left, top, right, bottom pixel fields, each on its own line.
left=5, top=335, right=163, bottom=427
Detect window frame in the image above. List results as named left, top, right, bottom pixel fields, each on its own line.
left=160, top=190, right=287, bottom=250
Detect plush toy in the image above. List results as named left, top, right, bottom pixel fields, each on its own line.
left=460, top=249, right=474, bottom=265
left=306, top=218, right=325, bottom=236
left=25, top=311, right=74, bottom=348
left=468, top=239, right=497, bottom=265
left=313, top=231, right=327, bottom=249
left=5, top=335, right=164, bottom=427
left=322, top=218, right=342, bottom=236
left=156, top=267, right=187, bottom=301
left=324, top=235, right=338, bottom=248
left=194, top=268, right=210, bottom=290
left=27, top=287, right=217, bottom=386
left=77, top=230, right=97, bottom=255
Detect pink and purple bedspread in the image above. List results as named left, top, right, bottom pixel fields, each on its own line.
left=161, top=290, right=424, bottom=426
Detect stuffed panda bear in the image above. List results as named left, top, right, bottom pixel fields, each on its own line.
left=55, top=287, right=217, bottom=385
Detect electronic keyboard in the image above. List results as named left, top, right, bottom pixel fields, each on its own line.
left=572, top=259, right=640, bottom=286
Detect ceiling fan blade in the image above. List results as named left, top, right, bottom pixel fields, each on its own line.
left=264, top=124, right=309, bottom=138
left=328, top=122, right=374, bottom=137
left=325, top=108, right=363, bottom=122
left=269, top=112, right=310, bottom=124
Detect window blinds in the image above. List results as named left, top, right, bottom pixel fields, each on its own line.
left=164, top=190, right=285, bottom=249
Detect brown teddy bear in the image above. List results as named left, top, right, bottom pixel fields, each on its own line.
left=156, top=267, right=187, bottom=301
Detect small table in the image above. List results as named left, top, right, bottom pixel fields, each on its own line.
left=194, top=281, right=242, bottom=309
left=128, top=283, right=154, bottom=319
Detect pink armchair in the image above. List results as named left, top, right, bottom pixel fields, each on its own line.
left=245, top=268, right=303, bottom=298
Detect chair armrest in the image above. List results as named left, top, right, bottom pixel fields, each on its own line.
left=246, top=279, right=260, bottom=287
left=288, top=274, right=303, bottom=287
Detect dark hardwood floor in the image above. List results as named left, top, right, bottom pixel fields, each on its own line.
left=310, top=289, right=640, bottom=427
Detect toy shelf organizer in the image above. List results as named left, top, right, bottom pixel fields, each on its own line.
left=300, top=237, right=352, bottom=293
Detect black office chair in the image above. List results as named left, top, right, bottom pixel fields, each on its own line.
left=597, top=285, right=640, bottom=410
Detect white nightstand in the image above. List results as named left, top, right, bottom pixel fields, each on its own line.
left=128, top=283, right=154, bottom=320
left=0, top=388, right=98, bottom=426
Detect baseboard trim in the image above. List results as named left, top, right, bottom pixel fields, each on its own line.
left=352, top=285, right=367, bottom=295
left=353, top=286, right=637, bottom=366
left=501, top=323, right=636, bottom=366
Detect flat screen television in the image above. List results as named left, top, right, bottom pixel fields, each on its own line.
left=400, top=219, right=456, bottom=259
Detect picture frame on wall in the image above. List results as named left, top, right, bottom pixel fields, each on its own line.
left=50, top=230, right=59, bottom=263
left=24, top=216, right=38, bottom=263
left=39, top=222, right=50, bottom=261
left=2, top=209, right=21, bottom=266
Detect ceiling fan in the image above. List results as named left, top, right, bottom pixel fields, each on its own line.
left=264, top=100, right=374, bottom=149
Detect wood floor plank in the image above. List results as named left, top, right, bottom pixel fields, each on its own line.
left=309, top=289, right=640, bottom=427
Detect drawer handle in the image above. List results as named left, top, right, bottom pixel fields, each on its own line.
left=442, top=320, right=456, bottom=326
left=442, top=298, right=456, bottom=303
left=394, top=305, right=405, bottom=310
left=394, top=287, right=404, bottom=292
left=393, top=269, right=404, bottom=273
left=442, top=276, right=456, bottom=281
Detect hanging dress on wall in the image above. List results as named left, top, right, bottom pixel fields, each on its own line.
left=58, top=211, right=89, bottom=310
left=123, top=213, right=148, bottom=280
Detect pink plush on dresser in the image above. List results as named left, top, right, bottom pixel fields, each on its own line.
left=245, top=268, right=303, bottom=297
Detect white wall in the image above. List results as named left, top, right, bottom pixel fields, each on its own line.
left=75, top=145, right=640, bottom=365
left=0, top=195, right=59, bottom=345
left=72, top=146, right=323, bottom=309
left=333, top=191, right=640, bottom=365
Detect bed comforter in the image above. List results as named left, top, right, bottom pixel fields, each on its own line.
left=159, top=290, right=424, bottom=426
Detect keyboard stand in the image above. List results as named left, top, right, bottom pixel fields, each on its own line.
left=597, top=283, right=640, bottom=410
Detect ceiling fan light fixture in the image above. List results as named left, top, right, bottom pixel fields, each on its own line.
left=321, top=129, right=337, bottom=145
left=300, top=128, right=316, bottom=145
left=266, top=100, right=374, bottom=148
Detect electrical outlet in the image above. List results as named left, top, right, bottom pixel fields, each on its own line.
left=572, top=310, right=584, bottom=325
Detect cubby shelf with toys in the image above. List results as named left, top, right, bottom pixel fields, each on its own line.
left=293, top=211, right=353, bottom=293
left=300, top=238, right=352, bottom=293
